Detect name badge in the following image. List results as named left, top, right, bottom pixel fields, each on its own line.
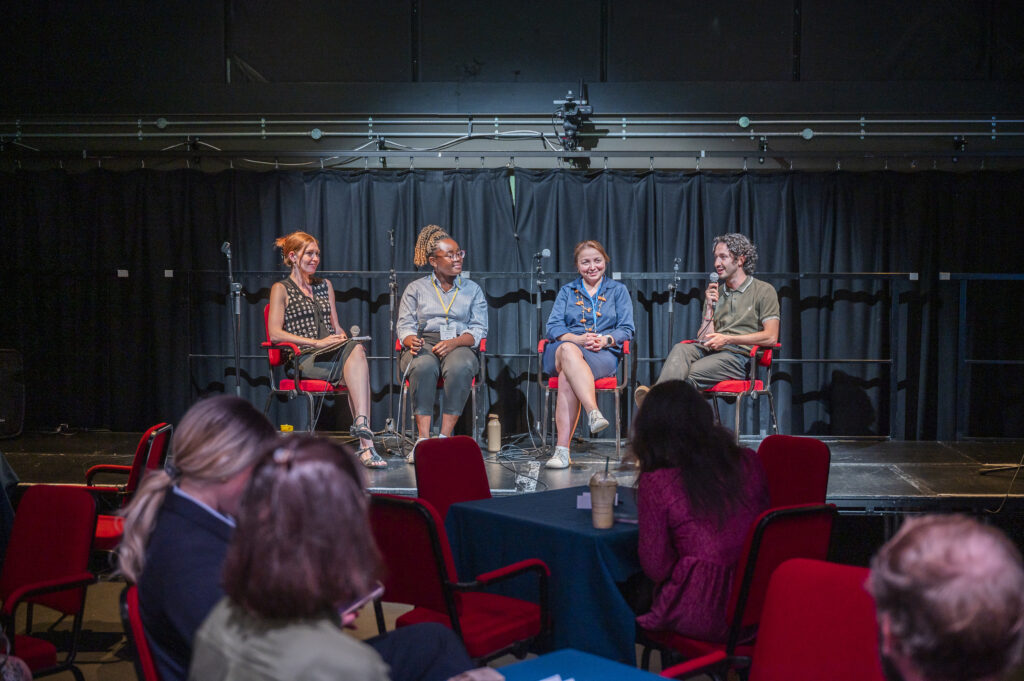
left=439, top=321, right=457, bottom=341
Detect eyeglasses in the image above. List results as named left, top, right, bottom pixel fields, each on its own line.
left=434, top=250, right=466, bottom=261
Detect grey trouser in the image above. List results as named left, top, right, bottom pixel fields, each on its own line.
left=399, top=335, right=479, bottom=416
left=655, top=342, right=749, bottom=389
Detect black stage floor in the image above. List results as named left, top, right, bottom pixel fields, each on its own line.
left=5, top=430, right=1024, bottom=517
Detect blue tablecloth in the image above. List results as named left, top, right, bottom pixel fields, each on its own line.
left=500, top=648, right=663, bottom=681
left=445, top=485, right=641, bottom=664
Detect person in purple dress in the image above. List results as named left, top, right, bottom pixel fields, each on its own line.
left=629, top=380, right=769, bottom=641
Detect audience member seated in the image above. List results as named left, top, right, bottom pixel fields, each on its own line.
left=188, top=435, right=474, bottom=681
left=117, top=395, right=278, bottom=681
left=868, top=514, right=1024, bottom=681
left=626, top=380, right=769, bottom=641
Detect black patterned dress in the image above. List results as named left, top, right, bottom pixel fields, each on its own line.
left=281, top=277, right=357, bottom=382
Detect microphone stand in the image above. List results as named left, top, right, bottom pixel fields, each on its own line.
left=223, top=243, right=243, bottom=397
left=666, top=257, right=681, bottom=352
left=386, top=230, right=398, bottom=438
left=533, top=252, right=547, bottom=441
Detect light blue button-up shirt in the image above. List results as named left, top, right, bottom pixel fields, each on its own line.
left=397, top=272, right=489, bottom=345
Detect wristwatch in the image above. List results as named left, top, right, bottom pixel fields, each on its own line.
left=605, top=334, right=614, bottom=347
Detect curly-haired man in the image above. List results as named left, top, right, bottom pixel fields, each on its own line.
left=635, top=233, right=779, bottom=406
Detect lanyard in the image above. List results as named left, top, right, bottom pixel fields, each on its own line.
left=431, top=277, right=459, bottom=321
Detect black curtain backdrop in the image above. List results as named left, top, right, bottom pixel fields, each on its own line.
left=3, top=168, right=1023, bottom=439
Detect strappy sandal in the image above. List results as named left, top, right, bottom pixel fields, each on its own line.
left=349, top=415, right=374, bottom=441
left=357, top=446, right=387, bottom=469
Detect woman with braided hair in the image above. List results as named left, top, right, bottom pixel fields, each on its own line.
left=396, top=225, right=488, bottom=462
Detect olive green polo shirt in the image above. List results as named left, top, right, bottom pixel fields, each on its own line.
left=712, top=276, right=780, bottom=355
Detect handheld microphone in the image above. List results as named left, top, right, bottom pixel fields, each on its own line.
left=220, top=241, right=232, bottom=258
left=709, top=272, right=720, bottom=310
left=533, top=248, right=551, bottom=260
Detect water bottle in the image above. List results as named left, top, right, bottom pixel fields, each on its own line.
left=486, top=413, right=501, bottom=453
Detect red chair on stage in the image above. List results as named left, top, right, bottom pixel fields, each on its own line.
left=120, top=584, right=162, bottom=681
left=639, top=503, right=837, bottom=673
left=662, top=559, right=885, bottom=681
left=262, top=304, right=349, bottom=432
left=85, top=422, right=172, bottom=552
left=538, top=338, right=635, bottom=459
left=394, top=337, right=487, bottom=441
left=0, top=485, right=98, bottom=681
left=756, top=434, right=831, bottom=507
left=369, top=494, right=550, bottom=664
left=414, top=436, right=491, bottom=521
left=680, top=340, right=780, bottom=438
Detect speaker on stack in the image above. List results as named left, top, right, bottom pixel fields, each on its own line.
left=0, top=349, right=24, bottom=438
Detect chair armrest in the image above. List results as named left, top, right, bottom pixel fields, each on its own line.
left=478, top=338, right=486, bottom=353
left=472, top=558, right=550, bottom=585
left=261, top=340, right=302, bottom=355
left=85, top=464, right=132, bottom=486
left=660, top=651, right=729, bottom=679
left=1, top=571, right=96, bottom=616
left=537, top=338, right=549, bottom=353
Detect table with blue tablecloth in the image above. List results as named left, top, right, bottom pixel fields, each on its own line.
left=445, top=485, right=641, bottom=664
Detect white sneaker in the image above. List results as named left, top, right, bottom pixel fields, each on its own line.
left=545, top=446, right=571, bottom=469
left=406, top=437, right=427, bottom=464
left=588, top=409, right=610, bottom=435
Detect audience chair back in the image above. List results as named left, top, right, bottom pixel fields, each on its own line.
left=661, top=559, right=884, bottom=681
left=0, top=484, right=98, bottom=680
left=120, top=584, right=162, bottom=681
left=414, top=436, right=491, bottom=520
left=88, top=423, right=173, bottom=554
left=756, top=435, right=831, bottom=507
left=369, top=493, right=550, bottom=664
left=640, top=503, right=837, bottom=671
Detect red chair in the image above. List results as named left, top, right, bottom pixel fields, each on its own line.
left=639, top=503, right=837, bottom=673
left=681, top=340, right=779, bottom=438
left=756, top=434, right=831, bottom=507
left=262, top=304, right=352, bottom=432
left=120, top=584, right=161, bottom=681
left=86, top=422, right=172, bottom=552
left=662, top=559, right=885, bottom=681
left=0, top=485, right=98, bottom=681
left=414, top=436, right=491, bottom=521
left=394, top=337, right=487, bottom=441
left=538, top=338, right=635, bottom=459
left=369, top=494, right=550, bottom=664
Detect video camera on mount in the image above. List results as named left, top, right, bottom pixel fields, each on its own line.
left=553, top=89, right=593, bottom=152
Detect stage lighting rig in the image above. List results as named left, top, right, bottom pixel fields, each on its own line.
left=553, top=87, right=593, bottom=153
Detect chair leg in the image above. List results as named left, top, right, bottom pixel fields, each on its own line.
left=710, top=394, right=721, bottom=424
left=734, top=394, right=743, bottom=439
left=471, top=383, right=478, bottom=442
left=304, top=393, right=316, bottom=434
left=263, top=392, right=274, bottom=417
left=614, top=389, right=621, bottom=460
left=767, top=392, right=779, bottom=434
left=541, top=386, right=550, bottom=443
left=400, top=384, right=409, bottom=440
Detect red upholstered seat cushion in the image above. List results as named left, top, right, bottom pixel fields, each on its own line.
left=92, top=514, right=124, bottom=552
left=707, top=380, right=764, bottom=393
left=278, top=379, right=347, bottom=393
left=394, top=592, right=541, bottom=659
left=641, top=628, right=754, bottom=663
left=547, top=376, right=618, bottom=390
left=13, top=634, right=57, bottom=672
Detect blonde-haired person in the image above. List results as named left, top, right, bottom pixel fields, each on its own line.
left=116, top=395, right=277, bottom=681
left=396, top=225, right=488, bottom=462
left=268, top=230, right=384, bottom=468
left=542, top=240, right=634, bottom=469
